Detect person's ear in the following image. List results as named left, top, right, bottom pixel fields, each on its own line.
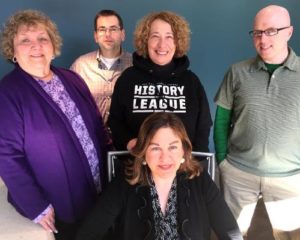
left=94, top=31, right=98, bottom=44
left=286, top=25, right=294, bottom=41
left=121, top=29, right=125, bottom=42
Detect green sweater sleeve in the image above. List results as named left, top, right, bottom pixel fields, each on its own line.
left=213, top=106, right=232, bottom=164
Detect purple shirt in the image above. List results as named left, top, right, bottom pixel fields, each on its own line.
left=37, top=75, right=101, bottom=192
left=0, top=65, right=108, bottom=222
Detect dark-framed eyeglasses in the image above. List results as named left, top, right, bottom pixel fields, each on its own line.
left=249, top=26, right=290, bottom=38
left=96, top=26, right=121, bottom=36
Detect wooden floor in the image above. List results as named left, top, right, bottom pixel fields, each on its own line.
left=247, top=198, right=275, bottom=240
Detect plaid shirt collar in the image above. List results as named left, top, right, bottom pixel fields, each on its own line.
left=96, top=48, right=123, bottom=70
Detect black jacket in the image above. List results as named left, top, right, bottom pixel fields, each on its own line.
left=76, top=171, right=242, bottom=240
left=108, top=53, right=212, bottom=152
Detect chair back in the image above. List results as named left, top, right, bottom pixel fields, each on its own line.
left=107, top=151, right=215, bottom=182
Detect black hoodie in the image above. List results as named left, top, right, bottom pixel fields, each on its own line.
left=108, top=52, right=212, bottom=152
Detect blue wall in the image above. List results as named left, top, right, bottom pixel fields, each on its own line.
left=1, top=0, right=300, bottom=149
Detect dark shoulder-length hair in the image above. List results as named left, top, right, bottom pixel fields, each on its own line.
left=126, top=112, right=202, bottom=186
left=134, top=11, right=190, bottom=58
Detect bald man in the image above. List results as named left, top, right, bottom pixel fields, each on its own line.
left=214, top=5, right=300, bottom=239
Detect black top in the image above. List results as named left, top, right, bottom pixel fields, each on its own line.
left=75, top=171, right=242, bottom=240
left=108, top=52, right=212, bottom=152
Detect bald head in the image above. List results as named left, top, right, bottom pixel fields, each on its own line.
left=254, top=5, right=291, bottom=29
left=252, top=5, right=293, bottom=64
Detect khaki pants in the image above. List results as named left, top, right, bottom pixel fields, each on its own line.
left=219, top=160, right=300, bottom=239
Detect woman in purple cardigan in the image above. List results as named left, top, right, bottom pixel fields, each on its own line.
left=0, top=10, right=109, bottom=240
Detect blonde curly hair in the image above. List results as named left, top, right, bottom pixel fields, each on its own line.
left=0, top=9, right=62, bottom=62
left=134, top=11, right=190, bottom=58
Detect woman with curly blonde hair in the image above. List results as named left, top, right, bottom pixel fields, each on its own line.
left=0, top=9, right=109, bottom=240
left=108, top=11, right=212, bottom=156
left=134, top=11, right=190, bottom=58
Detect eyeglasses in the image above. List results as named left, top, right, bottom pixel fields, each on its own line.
left=249, top=26, right=290, bottom=38
left=96, top=27, right=121, bottom=35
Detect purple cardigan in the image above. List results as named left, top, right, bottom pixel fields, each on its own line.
left=0, top=64, right=108, bottom=223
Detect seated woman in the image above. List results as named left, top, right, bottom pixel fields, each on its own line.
left=76, top=112, right=242, bottom=240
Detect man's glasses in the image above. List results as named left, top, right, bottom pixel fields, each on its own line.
left=96, top=26, right=121, bottom=36
left=249, top=26, right=290, bottom=38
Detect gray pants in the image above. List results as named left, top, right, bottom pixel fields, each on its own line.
left=219, top=159, right=300, bottom=237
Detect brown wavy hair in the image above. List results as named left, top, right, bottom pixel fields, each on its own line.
left=134, top=11, right=190, bottom=58
left=126, top=112, right=202, bottom=186
left=0, top=9, right=62, bottom=62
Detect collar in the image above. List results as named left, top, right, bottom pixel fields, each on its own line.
left=250, top=47, right=299, bottom=73
left=96, top=49, right=123, bottom=70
